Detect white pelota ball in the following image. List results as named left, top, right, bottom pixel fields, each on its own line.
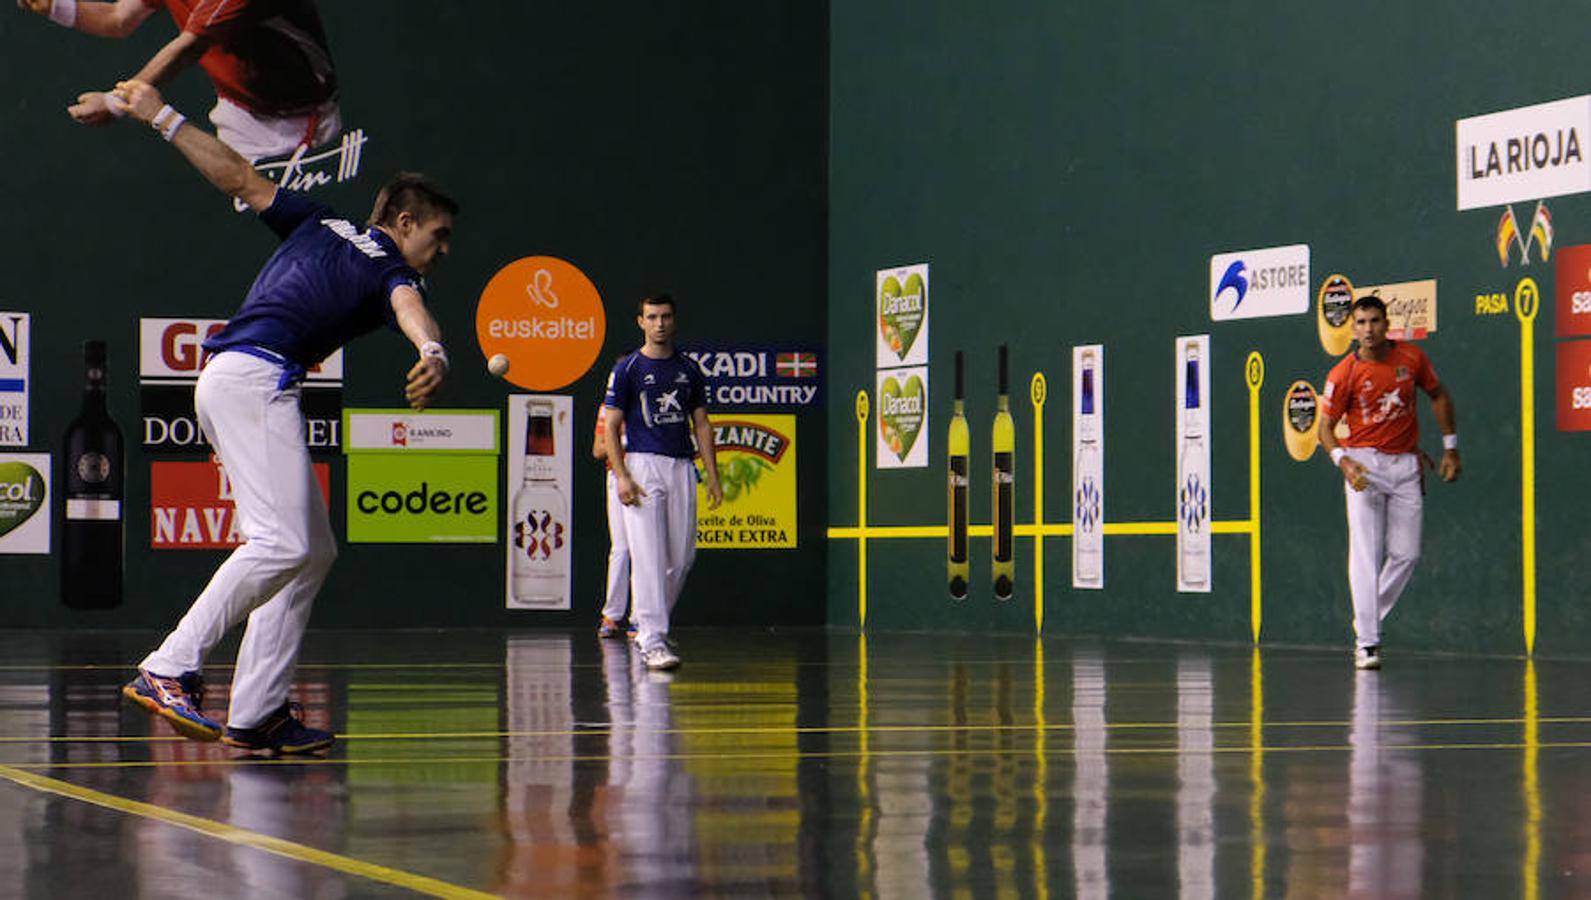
left=488, top=353, right=510, bottom=377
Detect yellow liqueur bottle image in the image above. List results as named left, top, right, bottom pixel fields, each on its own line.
left=1177, top=341, right=1210, bottom=589
left=991, top=345, right=1015, bottom=600
left=947, top=351, right=970, bottom=599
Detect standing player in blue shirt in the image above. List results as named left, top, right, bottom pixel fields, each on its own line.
left=110, top=78, right=456, bottom=753
left=603, top=295, right=722, bottom=670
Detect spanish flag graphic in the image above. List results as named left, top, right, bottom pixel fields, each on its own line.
left=1530, top=201, right=1553, bottom=262
left=1496, top=205, right=1520, bottom=267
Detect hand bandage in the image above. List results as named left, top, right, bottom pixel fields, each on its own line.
left=48, top=0, right=77, bottom=27
left=150, top=104, right=186, bottom=141
left=1442, top=433, right=1458, bottom=451
left=419, top=340, right=449, bottom=370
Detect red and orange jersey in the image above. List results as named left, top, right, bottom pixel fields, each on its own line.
left=1322, top=342, right=1439, bottom=454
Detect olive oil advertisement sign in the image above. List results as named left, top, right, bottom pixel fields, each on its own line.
left=696, top=414, right=796, bottom=549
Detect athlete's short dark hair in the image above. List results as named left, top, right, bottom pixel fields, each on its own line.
left=1351, top=295, right=1387, bottom=317
left=638, top=293, right=675, bottom=315
left=368, top=173, right=459, bottom=227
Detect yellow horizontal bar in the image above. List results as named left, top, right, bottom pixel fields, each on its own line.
left=827, top=520, right=1254, bottom=540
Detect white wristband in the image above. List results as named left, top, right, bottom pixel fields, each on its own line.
left=48, top=0, right=77, bottom=27
left=102, top=91, right=127, bottom=118
left=1330, top=447, right=1347, bottom=466
left=150, top=104, right=185, bottom=140
left=1442, top=433, right=1458, bottom=451
left=420, top=340, right=449, bottom=370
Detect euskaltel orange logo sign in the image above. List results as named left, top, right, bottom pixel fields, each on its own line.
left=476, top=256, right=606, bottom=391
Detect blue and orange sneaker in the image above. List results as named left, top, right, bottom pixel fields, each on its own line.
left=122, top=669, right=222, bottom=742
left=598, top=616, right=637, bottom=640
left=222, top=702, right=334, bottom=755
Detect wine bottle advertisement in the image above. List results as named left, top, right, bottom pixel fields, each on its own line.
left=1175, top=335, right=1212, bottom=593
left=0, top=313, right=30, bottom=446
left=875, top=263, right=929, bottom=369
left=0, top=453, right=50, bottom=553
left=505, top=395, right=574, bottom=610
left=695, top=414, right=797, bottom=549
left=1071, top=345, right=1105, bottom=590
left=875, top=366, right=929, bottom=469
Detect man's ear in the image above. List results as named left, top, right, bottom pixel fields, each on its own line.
left=394, top=209, right=416, bottom=236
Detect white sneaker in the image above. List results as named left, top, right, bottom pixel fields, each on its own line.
left=642, top=644, right=680, bottom=671
left=1355, top=646, right=1381, bottom=670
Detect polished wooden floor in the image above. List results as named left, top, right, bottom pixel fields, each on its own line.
left=0, top=628, right=1587, bottom=898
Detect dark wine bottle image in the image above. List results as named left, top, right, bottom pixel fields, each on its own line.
left=61, top=340, right=124, bottom=609
left=991, top=344, right=1015, bottom=600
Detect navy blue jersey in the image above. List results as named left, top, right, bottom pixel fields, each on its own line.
left=603, top=351, right=707, bottom=458
left=203, top=189, right=423, bottom=367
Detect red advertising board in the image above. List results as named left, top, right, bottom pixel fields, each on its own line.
left=1556, top=340, right=1591, bottom=432
left=1555, top=244, right=1591, bottom=338
left=151, top=459, right=331, bottom=549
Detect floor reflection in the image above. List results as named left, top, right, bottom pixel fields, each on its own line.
left=0, top=630, right=1583, bottom=898
left=1347, top=672, right=1423, bottom=900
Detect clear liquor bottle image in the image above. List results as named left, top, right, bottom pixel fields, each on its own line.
left=512, top=399, right=568, bottom=607
left=1074, top=351, right=1102, bottom=586
left=1178, top=343, right=1210, bottom=588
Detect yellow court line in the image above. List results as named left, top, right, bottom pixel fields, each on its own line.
left=1246, top=351, right=1265, bottom=643
left=0, top=764, right=498, bottom=899
left=827, top=518, right=1255, bottom=540
left=7, top=739, right=1591, bottom=773
left=6, top=713, right=1587, bottom=745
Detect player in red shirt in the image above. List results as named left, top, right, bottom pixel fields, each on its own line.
left=18, top=0, right=339, bottom=159
left=1318, top=296, right=1461, bottom=670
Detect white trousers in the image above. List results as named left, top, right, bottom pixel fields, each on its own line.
left=601, top=470, right=631, bottom=622
left=141, top=352, right=337, bottom=729
left=620, top=454, right=697, bottom=651
left=1342, top=448, right=1422, bottom=649
left=210, top=96, right=343, bottom=161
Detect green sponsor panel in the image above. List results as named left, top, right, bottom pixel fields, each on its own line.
left=347, top=455, right=498, bottom=543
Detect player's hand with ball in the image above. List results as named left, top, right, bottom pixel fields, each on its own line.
left=109, top=79, right=165, bottom=124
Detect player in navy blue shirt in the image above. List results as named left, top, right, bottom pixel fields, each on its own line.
left=603, top=294, right=722, bottom=670
left=111, top=78, right=456, bottom=754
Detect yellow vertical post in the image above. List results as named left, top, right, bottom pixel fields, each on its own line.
left=1030, top=373, right=1048, bottom=634
left=856, top=391, right=870, bottom=629
left=1245, top=352, right=1265, bottom=643
left=1515, top=278, right=1538, bottom=654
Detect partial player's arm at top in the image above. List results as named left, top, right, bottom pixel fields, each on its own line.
left=390, top=285, right=447, bottom=412
left=692, top=406, right=722, bottom=510
left=110, top=80, right=275, bottom=209
left=19, top=0, right=154, bottom=39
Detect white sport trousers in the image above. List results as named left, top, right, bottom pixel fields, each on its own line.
left=1342, top=447, right=1422, bottom=649
left=619, top=453, right=698, bottom=652
left=601, top=470, right=631, bottom=623
left=141, top=352, right=336, bottom=729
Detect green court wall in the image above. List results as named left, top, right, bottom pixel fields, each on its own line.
left=0, top=3, right=828, bottom=628
left=826, top=2, right=1590, bottom=655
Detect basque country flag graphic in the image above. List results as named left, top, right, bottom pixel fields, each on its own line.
left=776, top=352, right=817, bottom=377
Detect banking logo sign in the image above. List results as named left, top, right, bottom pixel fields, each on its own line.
left=1458, top=96, right=1591, bottom=210
left=1209, top=245, right=1310, bottom=321
left=0, top=314, right=30, bottom=447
